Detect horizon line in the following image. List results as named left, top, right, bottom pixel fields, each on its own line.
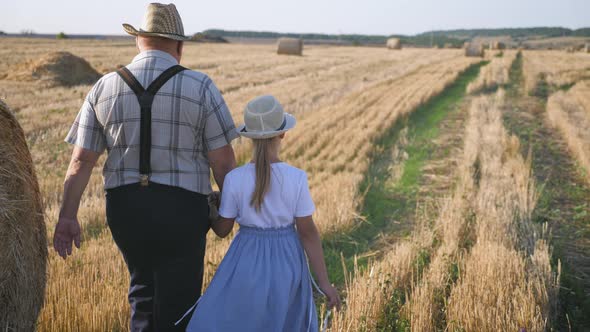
left=2, top=25, right=590, bottom=38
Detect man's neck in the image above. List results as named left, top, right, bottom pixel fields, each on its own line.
left=138, top=47, right=180, bottom=63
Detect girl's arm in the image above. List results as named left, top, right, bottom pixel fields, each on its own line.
left=295, top=216, right=341, bottom=309
left=211, top=217, right=235, bottom=238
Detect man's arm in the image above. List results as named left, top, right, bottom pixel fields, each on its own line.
left=207, top=144, right=236, bottom=191
left=53, top=146, right=101, bottom=259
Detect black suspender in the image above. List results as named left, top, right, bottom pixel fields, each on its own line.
left=116, top=65, right=186, bottom=186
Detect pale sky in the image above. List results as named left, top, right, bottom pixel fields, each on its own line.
left=1, top=0, right=588, bottom=36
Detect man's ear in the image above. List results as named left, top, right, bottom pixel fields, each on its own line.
left=177, top=41, right=184, bottom=59
left=279, top=133, right=286, bottom=139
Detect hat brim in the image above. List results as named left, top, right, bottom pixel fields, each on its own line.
left=123, top=23, right=190, bottom=41
left=237, top=113, right=296, bottom=139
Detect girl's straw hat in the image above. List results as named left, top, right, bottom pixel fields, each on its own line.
left=123, top=3, right=190, bottom=41
left=237, top=95, right=296, bottom=139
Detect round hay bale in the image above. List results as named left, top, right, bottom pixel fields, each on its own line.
left=5, top=51, right=101, bottom=86
left=386, top=38, right=402, bottom=50
left=0, top=100, right=47, bottom=331
left=584, top=44, right=590, bottom=53
left=277, top=38, right=303, bottom=56
left=491, top=41, right=506, bottom=50
left=465, top=44, right=485, bottom=57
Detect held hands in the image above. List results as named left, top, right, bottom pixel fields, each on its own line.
left=320, top=283, right=341, bottom=310
left=208, top=191, right=221, bottom=224
left=53, top=216, right=82, bottom=259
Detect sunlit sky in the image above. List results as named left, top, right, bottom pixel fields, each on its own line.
left=1, top=0, right=588, bottom=36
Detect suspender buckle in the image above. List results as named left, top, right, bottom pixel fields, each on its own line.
left=140, top=174, right=149, bottom=186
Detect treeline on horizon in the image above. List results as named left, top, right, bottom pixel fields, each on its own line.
left=205, top=27, right=590, bottom=46
left=422, top=27, right=590, bottom=38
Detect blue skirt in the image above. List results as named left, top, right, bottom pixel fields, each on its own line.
left=186, top=225, right=318, bottom=332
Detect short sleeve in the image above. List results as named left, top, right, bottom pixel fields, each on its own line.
left=219, top=173, right=238, bottom=218
left=64, top=89, right=107, bottom=153
left=202, top=79, right=239, bottom=151
left=295, top=173, right=315, bottom=217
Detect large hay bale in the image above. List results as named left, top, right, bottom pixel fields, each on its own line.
left=465, top=44, right=485, bottom=57
left=277, top=38, right=303, bottom=56
left=0, top=100, right=47, bottom=331
left=491, top=41, right=506, bottom=50
left=5, top=51, right=101, bottom=86
left=386, top=38, right=402, bottom=50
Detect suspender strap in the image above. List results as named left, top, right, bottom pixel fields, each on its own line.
left=116, top=64, right=186, bottom=186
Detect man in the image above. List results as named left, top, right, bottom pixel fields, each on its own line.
left=53, top=3, right=237, bottom=331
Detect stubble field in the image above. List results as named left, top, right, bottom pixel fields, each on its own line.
left=1, top=38, right=589, bottom=331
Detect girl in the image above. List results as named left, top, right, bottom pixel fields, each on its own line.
left=186, top=95, right=340, bottom=331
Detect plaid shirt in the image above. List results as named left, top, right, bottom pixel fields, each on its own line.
left=65, top=50, right=238, bottom=194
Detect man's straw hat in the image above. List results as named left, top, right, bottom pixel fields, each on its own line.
left=123, top=3, right=190, bottom=41
left=237, top=95, right=296, bottom=139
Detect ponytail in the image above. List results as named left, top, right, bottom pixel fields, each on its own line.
left=251, top=138, right=273, bottom=211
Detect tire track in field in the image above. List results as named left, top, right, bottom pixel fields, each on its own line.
left=503, top=53, right=590, bottom=331
left=327, top=62, right=485, bottom=331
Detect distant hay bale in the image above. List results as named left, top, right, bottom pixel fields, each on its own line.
left=463, top=42, right=470, bottom=49
left=584, top=44, right=590, bottom=53
left=6, top=51, right=101, bottom=86
left=491, top=41, right=506, bottom=50
left=444, top=43, right=454, bottom=49
left=465, top=44, right=485, bottom=57
left=277, top=38, right=303, bottom=56
left=0, top=100, right=47, bottom=331
left=386, top=38, right=402, bottom=50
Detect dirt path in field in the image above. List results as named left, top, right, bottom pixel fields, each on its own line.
left=504, top=52, right=590, bottom=330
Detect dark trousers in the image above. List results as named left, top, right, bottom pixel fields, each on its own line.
left=106, top=183, right=209, bottom=332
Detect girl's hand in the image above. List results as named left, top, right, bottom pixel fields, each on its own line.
left=321, top=284, right=341, bottom=310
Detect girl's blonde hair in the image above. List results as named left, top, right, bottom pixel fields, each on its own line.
left=251, top=138, right=274, bottom=211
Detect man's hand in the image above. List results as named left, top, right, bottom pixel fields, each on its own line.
left=53, top=216, right=82, bottom=259
left=54, top=146, right=100, bottom=260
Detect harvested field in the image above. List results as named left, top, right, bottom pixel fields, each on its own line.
left=0, top=37, right=588, bottom=331
left=522, top=50, right=590, bottom=95
left=467, top=50, right=517, bottom=93
left=547, top=80, right=590, bottom=179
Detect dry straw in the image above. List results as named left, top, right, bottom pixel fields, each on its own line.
left=386, top=38, right=402, bottom=50
left=277, top=38, right=303, bottom=56
left=4, top=51, right=101, bottom=86
left=0, top=99, right=48, bottom=331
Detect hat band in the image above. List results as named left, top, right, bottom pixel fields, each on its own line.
left=139, top=29, right=187, bottom=38
left=241, top=117, right=286, bottom=133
